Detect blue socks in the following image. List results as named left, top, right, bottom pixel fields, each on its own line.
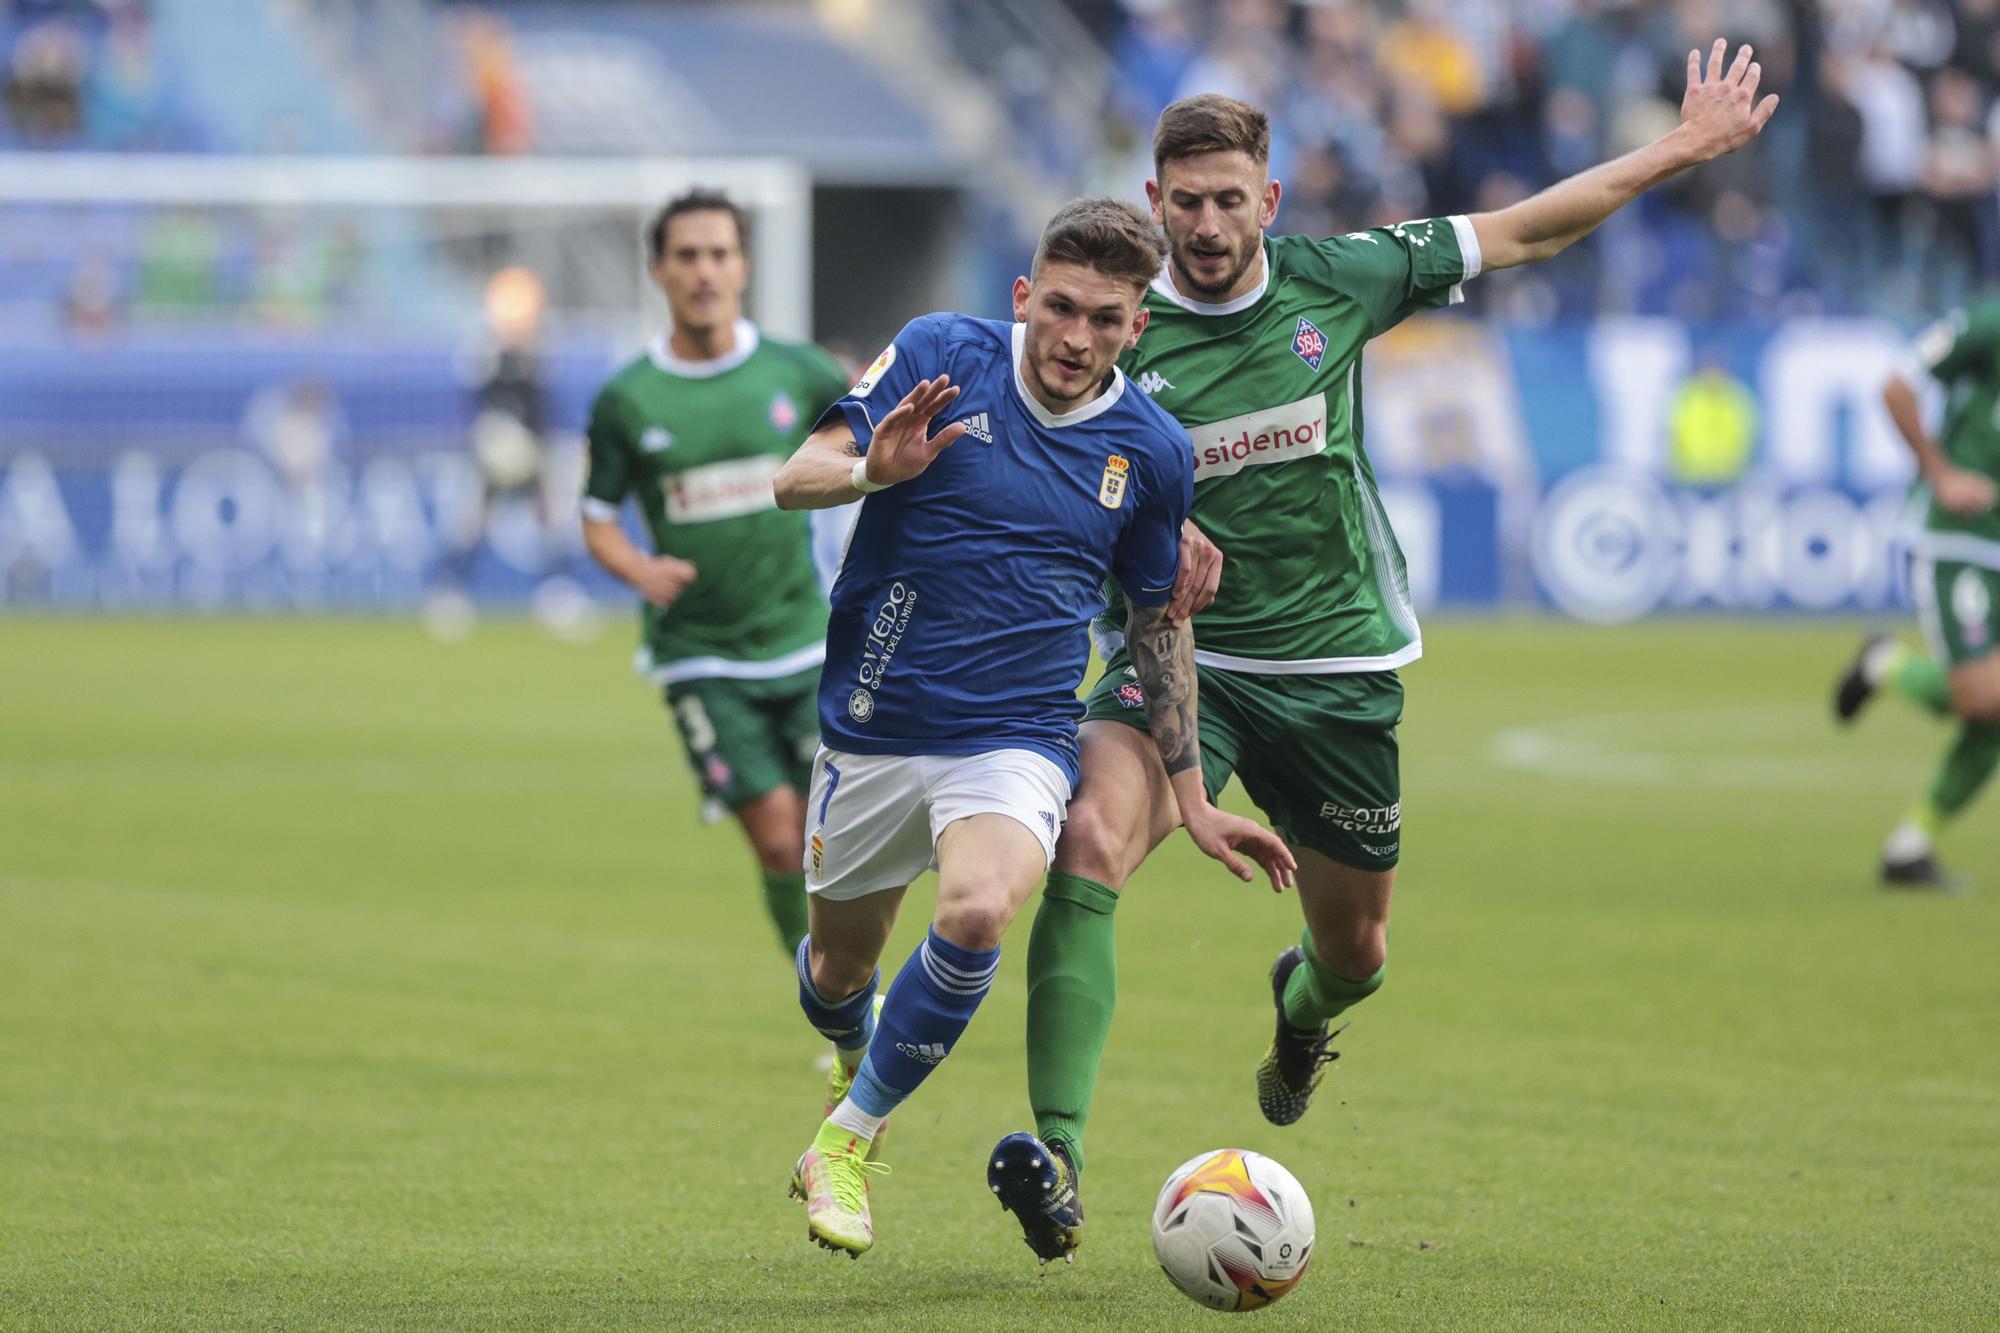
left=848, top=928, right=1000, bottom=1118
left=795, top=937, right=878, bottom=1059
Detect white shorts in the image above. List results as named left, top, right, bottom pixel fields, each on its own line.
left=803, top=747, right=1073, bottom=901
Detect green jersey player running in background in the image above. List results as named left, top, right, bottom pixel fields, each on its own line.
left=582, top=190, right=851, bottom=958
left=994, top=45, right=1778, bottom=1263
left=1833, top=295, right=2000, bottom=889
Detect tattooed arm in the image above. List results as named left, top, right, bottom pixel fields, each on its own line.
left=1127, top=602, right=1200, bottom=777
left=1126, top=603, right=1297, bottom=891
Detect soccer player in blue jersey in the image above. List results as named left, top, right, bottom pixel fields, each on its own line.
left=770, top=198, right=1297, bottom=1258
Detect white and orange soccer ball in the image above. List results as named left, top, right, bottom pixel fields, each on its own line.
left=1151, top=1148, right=1315, bottom=1312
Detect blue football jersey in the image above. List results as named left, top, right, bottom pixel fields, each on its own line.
left=815, top=314, right=1193, bottom=784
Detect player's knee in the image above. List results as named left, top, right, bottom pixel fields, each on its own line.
left=752, top=838, right=802, bottom=876
left=934, top=896, right=1014, bottom=952
left=1050, top=796, right=1138, bottom=888
left=1956, top=689, right=2000, bottom=725
left=808, top=940, right=874, bottom=998
left=1311, top=921, right=1387, bottom=982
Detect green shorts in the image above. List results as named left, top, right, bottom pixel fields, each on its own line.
left=1916, top=556, right=2000, bottom=666
left=1083, top=650, right=1403, bottom=871
left=662, top=668, right=820, bottom=812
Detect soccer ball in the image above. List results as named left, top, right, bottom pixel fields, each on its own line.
left=1151, top=1148, right=1315, bottom=1312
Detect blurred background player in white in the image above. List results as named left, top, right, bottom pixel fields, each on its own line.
left=581, top=190, right=853, bottom=960
left=426, top=265, right=595, bottom=641
left=771, top=198, right=1296, bottom=1259
left=1835, top=295, right=2000, bottom=890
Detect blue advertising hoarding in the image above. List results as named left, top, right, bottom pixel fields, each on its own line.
left=0, top=317, right=1924, bottom=620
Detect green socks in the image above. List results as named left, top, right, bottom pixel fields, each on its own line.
left=761, top=869, right=809, bottom=957
left=1281, top=927, right=1385, bottom=1029
left=1883, top=644, right=1953, bottom=717
left=1930, top=723, right=2000, bottom=819
left=1026, top=871, right=1120, bottom=1174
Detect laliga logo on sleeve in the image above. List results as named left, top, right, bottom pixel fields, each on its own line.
left=1099, top=454, right=1130, bottom=509
left=853, top=344, right=896, bottom=398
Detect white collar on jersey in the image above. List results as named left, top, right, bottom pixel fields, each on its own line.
left=647, top=319, right=760, bottom=378
left=1010, top=321, right=1127, bottom=429
left=1148, top=242, right=1270, bottom=315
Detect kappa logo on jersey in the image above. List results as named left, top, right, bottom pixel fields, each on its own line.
left=769, top=391, right=798, bottom=431
left=853, top=344, right=896, bottom=398
left=1134, top=370, right=1174, bottom=396
left=1098, top=453, right=1130, bottom=509
left=1115, top=681, right=1145, bottom=709
left=640, top=426, right=675, bottom=453
left=1292, top=316, right=1328, bottom=371
left=1188, top=394, right=1328, bottom=482
left=958, top=412, right=993, bottom=443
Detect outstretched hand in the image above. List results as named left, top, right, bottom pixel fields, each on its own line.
left=1182, top=801, right=1297, bottom=893
left=1679, top=39, right=1779, bottom=163
left=1167, top=520, right=1223, bottom=623
left=860, top=375, right=968, bottom=489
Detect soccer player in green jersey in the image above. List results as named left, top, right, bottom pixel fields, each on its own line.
left=1833, top=297, right=2000, bottom=889
left=996, top=45, right=1778, bottom=1262
left=581, top=190, right=851, bottom=957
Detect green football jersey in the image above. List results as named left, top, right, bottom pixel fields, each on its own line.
left=1911, top=297, right=2000, bottom=558
left=583, top=320, right=849, bottom=682
left=1106, top=220, right=1478, bottom=671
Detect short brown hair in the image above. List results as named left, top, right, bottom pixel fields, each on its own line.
left=1152, top=94, right=1270, bottom=178
left=1032, top=197, right=1168, bottom=294
left=646, top=188, right=749, bottom=263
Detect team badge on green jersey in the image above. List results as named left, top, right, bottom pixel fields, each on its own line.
left=1291, top=316, right=1327, bottom=371
left=1099, top=454, right=1130, bottom=509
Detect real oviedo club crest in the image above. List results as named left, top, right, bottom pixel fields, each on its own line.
left=1099, top=454, right=1130, bottom=509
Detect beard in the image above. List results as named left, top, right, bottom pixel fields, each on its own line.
left=1169, top=233, right=1260, bottom=300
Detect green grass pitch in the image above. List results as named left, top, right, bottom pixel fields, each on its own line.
left=2, top=616, right=1996, bottom=1330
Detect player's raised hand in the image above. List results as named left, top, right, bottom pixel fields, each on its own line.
left=1679, top=39, right=1778, bottom=163
left=1182, top=801, right=1297, bottom=893
left=633, top=555, right=697, bottom=607
left=1168, top=520, right=1223, bottom=622
left=861, top=375, right=968, bottom=488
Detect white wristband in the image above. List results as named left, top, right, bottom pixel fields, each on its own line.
left=851, top=459, right=890, bottom=493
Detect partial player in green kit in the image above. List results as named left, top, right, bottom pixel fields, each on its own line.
left=582, top=189, right=851, bottom=957
left=994, top=46, right=1779, bottom=1263
left=1834, top=294, right=2000, bottom=890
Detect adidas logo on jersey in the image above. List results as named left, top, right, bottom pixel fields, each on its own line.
left=957, top=412, right=993, bottom=443
left=896, top=1040, right=948, bottom=1064
left=1134, top=371, right=1173, bottom=395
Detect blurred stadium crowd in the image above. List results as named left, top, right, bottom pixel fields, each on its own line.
left=1046, top=0, right=2000, bottom=324
left=14, top=0, right=2000, bottom=328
